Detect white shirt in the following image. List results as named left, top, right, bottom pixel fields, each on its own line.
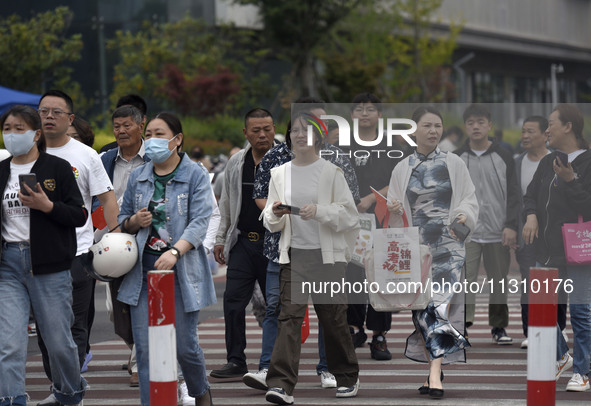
left=113, top=141, right=146, bottom=205
left=1, top=161, right=35, bottom=242
left=521, top=151, right=550, bottom=196
left=288, top=159, right=325, bottom=249
left=47, top=139, right=114, bottom=254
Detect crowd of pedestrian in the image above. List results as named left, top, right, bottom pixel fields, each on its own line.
left=0, top=91, right=589, bottom=406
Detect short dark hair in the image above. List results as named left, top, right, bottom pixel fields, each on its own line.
left=244, top=108, right=273, bottom=128
left=523, top=115, right=548, bottom=134
left=442, top=125, right=464, bottom=141
left=351, top=92, right=382, bottom=112
left=112, top=105, right=143, bottom=124
left=463, top=104, right=491, bottom=122
left=292, top=97, right=326, bottom=117
left=70, top=116, right=95, bottom=147
left=0, top=105, right=44, bottom=152
left=191, top=145, right=204, bottom=160
left=411, top=106, right=443, bottom=125
left=39, top=89, right=74, bottom=113
left=149, top=112, right=184, bottom=152
left=116, top=94, right=147, bottom=117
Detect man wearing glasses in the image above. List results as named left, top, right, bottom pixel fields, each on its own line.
left=36, top=90, right=119, bottom=406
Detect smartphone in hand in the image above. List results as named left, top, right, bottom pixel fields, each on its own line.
left=277, top=204, right=300, bottom=215
left=18, top=173, right=37, bottom=196
left=555, top=151, right=568, bottom=166
left=450, top=218, right=470, bottom=242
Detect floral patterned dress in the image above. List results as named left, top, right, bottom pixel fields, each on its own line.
left=404, top=149, right=470, bottom=363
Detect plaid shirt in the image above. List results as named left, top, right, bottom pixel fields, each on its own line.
left=253, top=142, right=360, bottom=262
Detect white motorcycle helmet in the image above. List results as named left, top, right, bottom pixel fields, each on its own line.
left=82, top=233, right=138, bottom=282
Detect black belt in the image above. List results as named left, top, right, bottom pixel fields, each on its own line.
left=240, top=231, right=262, bottom=242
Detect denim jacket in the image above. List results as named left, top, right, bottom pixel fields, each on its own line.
left=117, top=153, right=216, bottom=312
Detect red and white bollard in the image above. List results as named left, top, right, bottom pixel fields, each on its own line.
left=148, top=270, right=177, bottom=406
left=527, top=267, right=558, bottom=406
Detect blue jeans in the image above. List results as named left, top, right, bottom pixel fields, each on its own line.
left=260, top=261, right=280, bottom=370
left=0, top=242, right=86, bottom=406
left=259, top=261, right=328, bottom=373
left=552, top=264, right=591, bottom=375
left=130, top=253, right=209, bottom=406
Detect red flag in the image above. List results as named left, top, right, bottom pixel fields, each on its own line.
left=371, top=186, right=390, bottom=228
left=91, top=205, right=107, bottom=230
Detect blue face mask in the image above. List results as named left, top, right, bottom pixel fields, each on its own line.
left=2, top=130, right=37, bottom=157
left=145, top=134, right=178, bottom=163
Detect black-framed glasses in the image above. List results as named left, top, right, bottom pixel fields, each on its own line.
left=38, top=108, right=72, bottom=118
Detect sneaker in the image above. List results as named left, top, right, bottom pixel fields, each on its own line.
left=210, top=362, right=248, bottom=378
left=520, top=338, right=528, bottom=349
left=243, top=368, right=268, bottom=391
left=80, top=351, right=92, bottom=373
left=178, top=381, right=195, bottom=405
left=566, top=373, right=590, bottom=392
left=265, top=387, right=294, bottom=405
left=556, top=353, right=573, bottom=380
left=28, top=322, right=37, bottom=337
left=319, top=370, right=336, bottom=388
left=37, top=393, right=61, bottom=406
left=350, top=327, right=367, bottom=348
left=336, top=379, right=360, bottom=398
left=369, top=334, right=392, bottom=360
left=491, top=328, right=513, bottom=345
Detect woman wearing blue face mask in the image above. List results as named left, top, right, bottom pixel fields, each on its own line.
left=0, top=105, right=88, bottom=406
left=117, top=112, right=215, bottom=406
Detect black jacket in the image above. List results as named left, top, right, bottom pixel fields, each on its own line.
left=0, top=152, right=88, bottom=274
left=523, top=150, right=591, bottom=266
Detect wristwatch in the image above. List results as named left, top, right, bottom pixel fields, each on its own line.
left=169, top=247, right=181, bottom=260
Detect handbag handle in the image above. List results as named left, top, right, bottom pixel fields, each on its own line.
left=401, top=208, right=409, bottom=228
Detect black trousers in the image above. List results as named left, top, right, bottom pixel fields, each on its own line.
left=38, top=255, right=94, bottom=379
left=345, top=262, right=392, bottom=333
left=223, top=235, right=268, bottom=367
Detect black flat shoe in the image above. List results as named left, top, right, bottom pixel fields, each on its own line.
left=418, top=371, right=444, bottom=395
left=429, top=387, right=444, bottom=399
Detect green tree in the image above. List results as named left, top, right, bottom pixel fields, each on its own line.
left=107, top=15, right=271, bottom=117
left=235, top=0, right=364, bottom=106
left=0, top=7, right=87, bottom=108
left=321, top=0, right=461, bottom=102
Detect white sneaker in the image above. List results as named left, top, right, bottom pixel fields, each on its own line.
left=178, top=381, right=195, bottom=406
left=336, top=378, right=360, bottom=398
left=520, top=338, right=528, bottom=349
left=37, top=393, right=58, bottom=405
left=37, top=393, right=84, bottom=406
left=566, top=373, right=590, bottom=392
left=243, top=368, right=268, bottom=391
left=320, top=370, right=336, bottom=388
left=556, top=353, right=573, bottom=380
left=265, top=387, right=294, bottom=405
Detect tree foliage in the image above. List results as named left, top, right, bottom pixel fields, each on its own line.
left=107, top=14, right=271, bottom=117
left=235, top=0, right=364, bottom=105
left=321, top=0, right=461, bottom=102
left=0, top=6, right=88, bottom=110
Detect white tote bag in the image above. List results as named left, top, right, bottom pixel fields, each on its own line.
left=365, top=212, right=432, bottom=311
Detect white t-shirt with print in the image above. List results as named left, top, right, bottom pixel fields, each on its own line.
left=1, top=161, right=35, bottom=242
left=47, top=139, right=114, bottom=255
